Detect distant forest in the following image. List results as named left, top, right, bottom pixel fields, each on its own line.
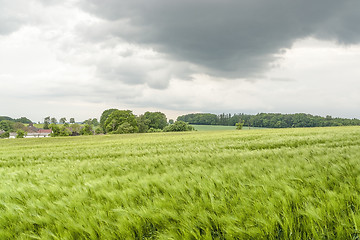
left=0, top=116, right=32, bottom=124
left=177, top=113, right=360, bottom=128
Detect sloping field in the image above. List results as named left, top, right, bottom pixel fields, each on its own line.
left=191, top=125, right=264, bottom=131
left=1, top=127, right=360, bottom=239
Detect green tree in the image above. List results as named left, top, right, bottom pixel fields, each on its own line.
left=80, top=124, right=93, bottom=135
left=49, top=124, right=60, bottom=137
left=104, top=110, right=138, bottom=134
left=44, top=116, right=50, bottom=129
left=16, top=129, right=26, bottom=138
left=60, top=117, right=67, bottom=124
left=236, top=120, right=245, bottom=130
left=100, top=109, right=118, bottom=131
left=91, top=118, right=99, bottom=126
left=59, top=125, right=71, bottom=136
left=15, top=117, right=32, bottom=124
left=163, top=121, right=194, bottom=132
left=169, top=119, right=174, bottom=124
left=0, top=131, right=9, bottom=138
left=0, top=120, right=13, bottom=132
left=70, top=118, right=75, bottom=124
left=95, top=127, right=104, bottom=135
left=83, top=119, right=92, bottom=125
left=51, top=117, right=57, bottom=125
left=137, top=115, right=151, bottom=133
left=143, top=112, right=168, bottom=130
left=71, top=123, right=81, bottom=135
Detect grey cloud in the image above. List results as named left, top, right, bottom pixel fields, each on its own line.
left=0, top=0, right=29, bottom=35
left=79, top=0, right=360, bottom=79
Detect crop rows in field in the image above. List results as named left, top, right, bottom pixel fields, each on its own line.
left=1, top=127, right=360, bottom=239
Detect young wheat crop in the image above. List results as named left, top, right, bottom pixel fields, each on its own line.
left=0, top=127, right=360, bottom=239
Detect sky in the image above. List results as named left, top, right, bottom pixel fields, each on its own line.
left=1, top=0, right=360, bottom=122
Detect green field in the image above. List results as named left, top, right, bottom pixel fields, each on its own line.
left=191, top=125, right=263, bottom=131
left=1, top=127, right=360, bottom=239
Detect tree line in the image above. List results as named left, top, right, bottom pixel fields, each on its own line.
left=49, top=109, right=193, bottom=137
left=0, top=110, right=194, bottom=138
left=177, top=113, right=360, bottom=128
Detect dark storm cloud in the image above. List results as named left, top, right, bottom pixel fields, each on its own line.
left=79, top=0, right=360, bottom=78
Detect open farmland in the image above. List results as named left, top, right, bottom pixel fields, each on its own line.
left=191, top=125, right=264, bottom=131
left=1, top=127, right=360, bottom=239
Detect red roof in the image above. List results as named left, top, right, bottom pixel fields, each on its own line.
left=38, top=129, right=52, bottom=134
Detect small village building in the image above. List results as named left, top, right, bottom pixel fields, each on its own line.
left=9, top=126, right=52, bottom=138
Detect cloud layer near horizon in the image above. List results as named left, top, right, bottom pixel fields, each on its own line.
left=1, top=0, right=360, bottom=121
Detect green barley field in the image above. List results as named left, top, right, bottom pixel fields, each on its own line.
left=1, top=127, right=360, bottom=239
left=191, top=125, right=263, bottom=131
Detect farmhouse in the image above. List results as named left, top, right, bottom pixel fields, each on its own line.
left=25, top=129, right=52, bottom=138
left=9, top=124, right=52, bottom=138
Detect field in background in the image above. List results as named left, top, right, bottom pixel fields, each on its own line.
left=191, top=124, right=264, bottom=131
left=1, top=127, right=360, bottom=239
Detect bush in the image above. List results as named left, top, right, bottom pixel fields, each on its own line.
left=147, top=128, right=163, bottom=133
left=16, top=129, right=26, bottom=138
left=80, top=124, right=93, bottom=135
left=0, top=131, right=9, bottom=138
left=163, top=121, right=194, bottom=132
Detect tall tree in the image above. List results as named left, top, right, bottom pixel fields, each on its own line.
left=100, top=109, right=118, bottom=131
left=104, top=110, right=138, bottom=134
left=91, top=118, right=99, bottom=126
left=51, top=117, right=58, bottom=124
left=70, top=118, right=75, bottom=124
left=60, top=117, right=67, bottom=124
left=143, top=112, right=168, bottom=130
left=44, top=116, right=50, bottom=129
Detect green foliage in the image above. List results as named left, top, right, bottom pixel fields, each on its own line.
left=137, top=112, right=167, bottom=133
left=60, top=125, right=71, bottom=136
left=83, top=118, right=100, bottom=127
left=104, top=110, right=138, bottom=134
left=44, top=116, right=50, bottom=129
left=169, top=119, right=174, bottom=124
left=49, top=124, right=71, bottom=137
left=71, top=123, right=81, bottom=135
left=15, top=117, right=32, bottom=124
left=12, top=122, right=27, bottom=131
left=15, top=129, right=26, bottom=138
left=1, top=127, right=360, bottom=239
left=137, top=115, right=151, bottom=133
left=49, top=124, right=60, bottom=137
left=80, top=124, right=93, bottom=135
left=163, top=121, right=194, bottom=132
left=113, top=122, right=136, bottom=134
left=0, top=120, right=13, bottom=132
left=147, top=127, right=163, bottom=133
left=143, top=112, right=168, bottom=130
left=100, top=109, right=118, bottom=131
left=95, top=127, right=104, bottom=135
left=0, top=116, right=32, bottom=123
left=236, top=120, right=245, bottom=130
left=178, top=112, right=360, bottom=128
left=177, top=113, right=218, bottom=125
left=51, top=117, right=58, bottom=124
left=0, top=131, right=9, bottom=138
left=91, top=118, right=99, bottom=126
left=0, top=116, right=13, bottom=122
left=70, top=118, right=75, bottom=124
left=59, top=117, right=67, bottom=124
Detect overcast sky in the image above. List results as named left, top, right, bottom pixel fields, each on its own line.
left=1, top=0, right=360, bottom=122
